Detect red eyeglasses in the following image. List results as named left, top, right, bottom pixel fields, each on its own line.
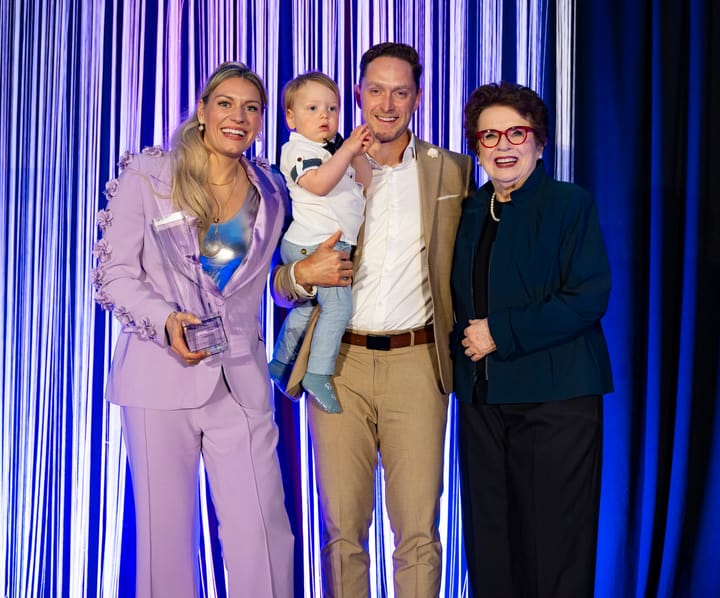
left=475, top=126, right=535, bottom=148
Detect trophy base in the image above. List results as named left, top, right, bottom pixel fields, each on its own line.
left=183, top=315, right=228, bottom=355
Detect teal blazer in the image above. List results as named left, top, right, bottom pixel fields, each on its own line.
left=451, top=162, right=613, bottom=404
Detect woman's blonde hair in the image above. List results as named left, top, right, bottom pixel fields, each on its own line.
left=169, top=62, right=268, bottom=242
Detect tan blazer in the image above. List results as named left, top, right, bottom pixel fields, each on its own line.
left=273, top=138, right=474, bottom=398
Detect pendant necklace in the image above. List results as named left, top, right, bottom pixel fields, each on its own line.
left=205, top=166, right=238, bottom=255
left=208, top=167, right=239, bottom=239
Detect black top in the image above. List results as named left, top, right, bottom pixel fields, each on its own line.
left=471, top=200, right=504, bottom=402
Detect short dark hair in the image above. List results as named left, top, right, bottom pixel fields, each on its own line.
left=359, top=42, right=423, bottom=90
left=463, top=81, right=548, bottom=153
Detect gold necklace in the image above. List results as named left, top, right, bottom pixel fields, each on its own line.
left=206, top=166, right=240, bottom=250
left=208, top=166, right=239, bottom=226
left=209, top=174, right=236, bottom=186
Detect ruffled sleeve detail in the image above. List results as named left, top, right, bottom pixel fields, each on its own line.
left=91, top=149, right=169, bottom=342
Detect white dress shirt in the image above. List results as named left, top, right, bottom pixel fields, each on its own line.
left=348, top=134, right=432, bottom=332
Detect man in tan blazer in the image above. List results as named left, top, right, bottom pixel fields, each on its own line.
left=273, top=42, right=474, bottom=597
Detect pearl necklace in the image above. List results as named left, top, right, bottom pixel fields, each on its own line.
left=489, top=191, right=500, bottom=222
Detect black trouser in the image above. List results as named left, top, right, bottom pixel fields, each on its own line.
left=458, top=395, right=603, bottom=598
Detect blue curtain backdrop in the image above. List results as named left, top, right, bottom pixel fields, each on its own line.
left=572, top=1, right=720, bottom=596
left=1, top=1, right=718, bottom=596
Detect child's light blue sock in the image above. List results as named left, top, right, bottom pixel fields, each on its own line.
left=302, top=372, right=342, bottom=414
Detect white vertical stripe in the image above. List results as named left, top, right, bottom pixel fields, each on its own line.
left=555, top=0, right=575, bottom=180
left=516, top=0, right=547, bottom=91
left=447, top=1, right=468, bottom=153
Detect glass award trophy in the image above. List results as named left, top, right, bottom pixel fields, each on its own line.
left=152, top=212, right=228, bottom=355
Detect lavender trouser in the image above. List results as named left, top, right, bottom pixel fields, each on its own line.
left=121, top=374, right=294, bottom=598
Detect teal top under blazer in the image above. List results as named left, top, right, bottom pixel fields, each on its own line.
left=451, top=161, right=614, bottom=404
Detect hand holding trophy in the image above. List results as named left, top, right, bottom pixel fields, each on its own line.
left=152, top=211, right=228, bottom=355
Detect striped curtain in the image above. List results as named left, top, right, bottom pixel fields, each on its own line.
left=0, top=1, right=573, bottom=596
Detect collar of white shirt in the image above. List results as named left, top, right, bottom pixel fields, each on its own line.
left=366, top=131, right=417, bottom=170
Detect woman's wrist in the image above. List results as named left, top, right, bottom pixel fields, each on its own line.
left=290, top=261, right=317, bottom=297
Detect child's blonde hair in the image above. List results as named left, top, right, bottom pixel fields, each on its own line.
left=282, top=71, right=340, bottom=113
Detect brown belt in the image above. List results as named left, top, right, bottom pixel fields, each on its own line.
left=341, top=324, right=434, bottom=351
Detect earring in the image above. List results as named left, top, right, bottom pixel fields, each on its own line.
left=198, top=122, right=205, bottom=132
left=255, top=131, right=263, bottom=141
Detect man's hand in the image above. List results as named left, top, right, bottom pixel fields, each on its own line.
left=294, top=230, right=354, bottom=290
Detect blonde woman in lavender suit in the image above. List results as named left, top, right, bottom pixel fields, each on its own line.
left=92, top=62, right=293, bottom=597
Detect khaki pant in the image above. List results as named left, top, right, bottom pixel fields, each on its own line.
left=308, top=341, right=448, bottom=597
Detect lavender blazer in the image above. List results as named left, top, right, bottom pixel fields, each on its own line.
left=93, top=149, right=288, bottom=411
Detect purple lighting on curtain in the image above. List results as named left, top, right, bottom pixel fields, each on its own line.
left=10, top=2, right=684, bottom=597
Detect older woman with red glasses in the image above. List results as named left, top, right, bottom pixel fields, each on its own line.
left=451, top=81, right=613, bottom=598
